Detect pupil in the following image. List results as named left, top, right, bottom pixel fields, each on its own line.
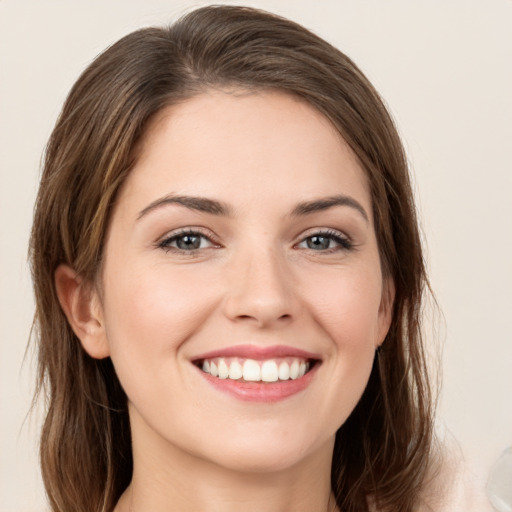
left=308, top=236, right=330, bottom=250
left=177, top=235, right=200, bottom=250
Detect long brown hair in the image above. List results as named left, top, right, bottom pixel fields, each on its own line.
left=30, top=5, right=434, bottom=512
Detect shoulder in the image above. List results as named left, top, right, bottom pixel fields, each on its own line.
left=416, top=432, right=493, bottom=512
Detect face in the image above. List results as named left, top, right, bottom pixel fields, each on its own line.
left=94, top=90, right=392, bottom=474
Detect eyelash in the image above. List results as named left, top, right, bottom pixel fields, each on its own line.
left=157, top=228, right=354, bottom=254
left=297, top=229, right=354, bottom=253
left=157, top=228, right=218, bottom=253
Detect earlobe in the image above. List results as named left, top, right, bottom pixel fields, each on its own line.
left=377, top=277, right=395, bottom=348
left=54, top=264, right=110, bottom=359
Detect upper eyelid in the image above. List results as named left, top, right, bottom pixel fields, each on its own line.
left=297, top=227, right=351, bottom=241
left=294, top=228, right=355, bottom=252
left=155, top=226, right=352, bottom=247
left=156, top=227, right=219, bottom=249
left=160, top=227, right=216, bottom=241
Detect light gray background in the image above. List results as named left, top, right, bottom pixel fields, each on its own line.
left=1, top=1, right=511, bottom=510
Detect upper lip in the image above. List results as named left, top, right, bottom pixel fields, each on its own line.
left=192, top=344, right=321, bottom=361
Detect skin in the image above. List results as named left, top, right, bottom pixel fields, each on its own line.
left=56, top=90, right=393, bottom=512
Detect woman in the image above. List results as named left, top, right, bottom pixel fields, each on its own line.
left=30, top=5, right=435, bottom=512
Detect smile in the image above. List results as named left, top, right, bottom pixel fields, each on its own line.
left=199, top=357, right=312, bottom=382
left=192, top=345, right=321, bottom=402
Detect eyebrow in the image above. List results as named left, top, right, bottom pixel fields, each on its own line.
left=137, top=193, right=369, bottom=223
left=291, top=195, right=369, bottom=223
left=137, top=194, right=232, bottom=220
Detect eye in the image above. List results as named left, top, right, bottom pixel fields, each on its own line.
left=158, top=229, right=217, bottom=252
left=297, top=230, right=353, bottom=252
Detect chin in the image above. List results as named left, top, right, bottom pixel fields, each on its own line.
left=211, top=448, right=312, bottom=475
left=196, top=428, right=335, bottom=475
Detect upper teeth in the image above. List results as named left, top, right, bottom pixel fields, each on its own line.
left=201, top=358, right=310, bottom=382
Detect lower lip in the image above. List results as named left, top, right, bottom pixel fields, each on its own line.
left=195, top=363, right=319, bottom=402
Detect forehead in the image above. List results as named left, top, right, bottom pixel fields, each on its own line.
left=118, top=89, right=372, bottom=218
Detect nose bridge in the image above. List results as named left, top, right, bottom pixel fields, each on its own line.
left=223, top=239, right=296, bottom=326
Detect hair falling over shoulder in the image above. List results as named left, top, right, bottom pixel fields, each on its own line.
left=30, top=5, right=435, bottom=512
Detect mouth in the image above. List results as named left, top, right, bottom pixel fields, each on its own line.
left=191, top=345, right=321, bottom=402
left=194, top=356, right=318, bottom=383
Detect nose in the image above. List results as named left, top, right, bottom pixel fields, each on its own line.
left=222, top=245, right=298, bottom=329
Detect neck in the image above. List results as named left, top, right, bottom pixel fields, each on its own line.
left=115, top=409, right=338, bottom=512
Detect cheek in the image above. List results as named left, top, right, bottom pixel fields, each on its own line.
left=300, top=265, right=382, bottom=416
left=303, top=265, right=384, bottom=349
left=101, top=263, right=218, bottom=381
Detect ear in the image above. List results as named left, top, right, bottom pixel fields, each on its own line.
left=54, top=264, right=110, bottom=359
left=376, top=277, right=395, bottom=348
